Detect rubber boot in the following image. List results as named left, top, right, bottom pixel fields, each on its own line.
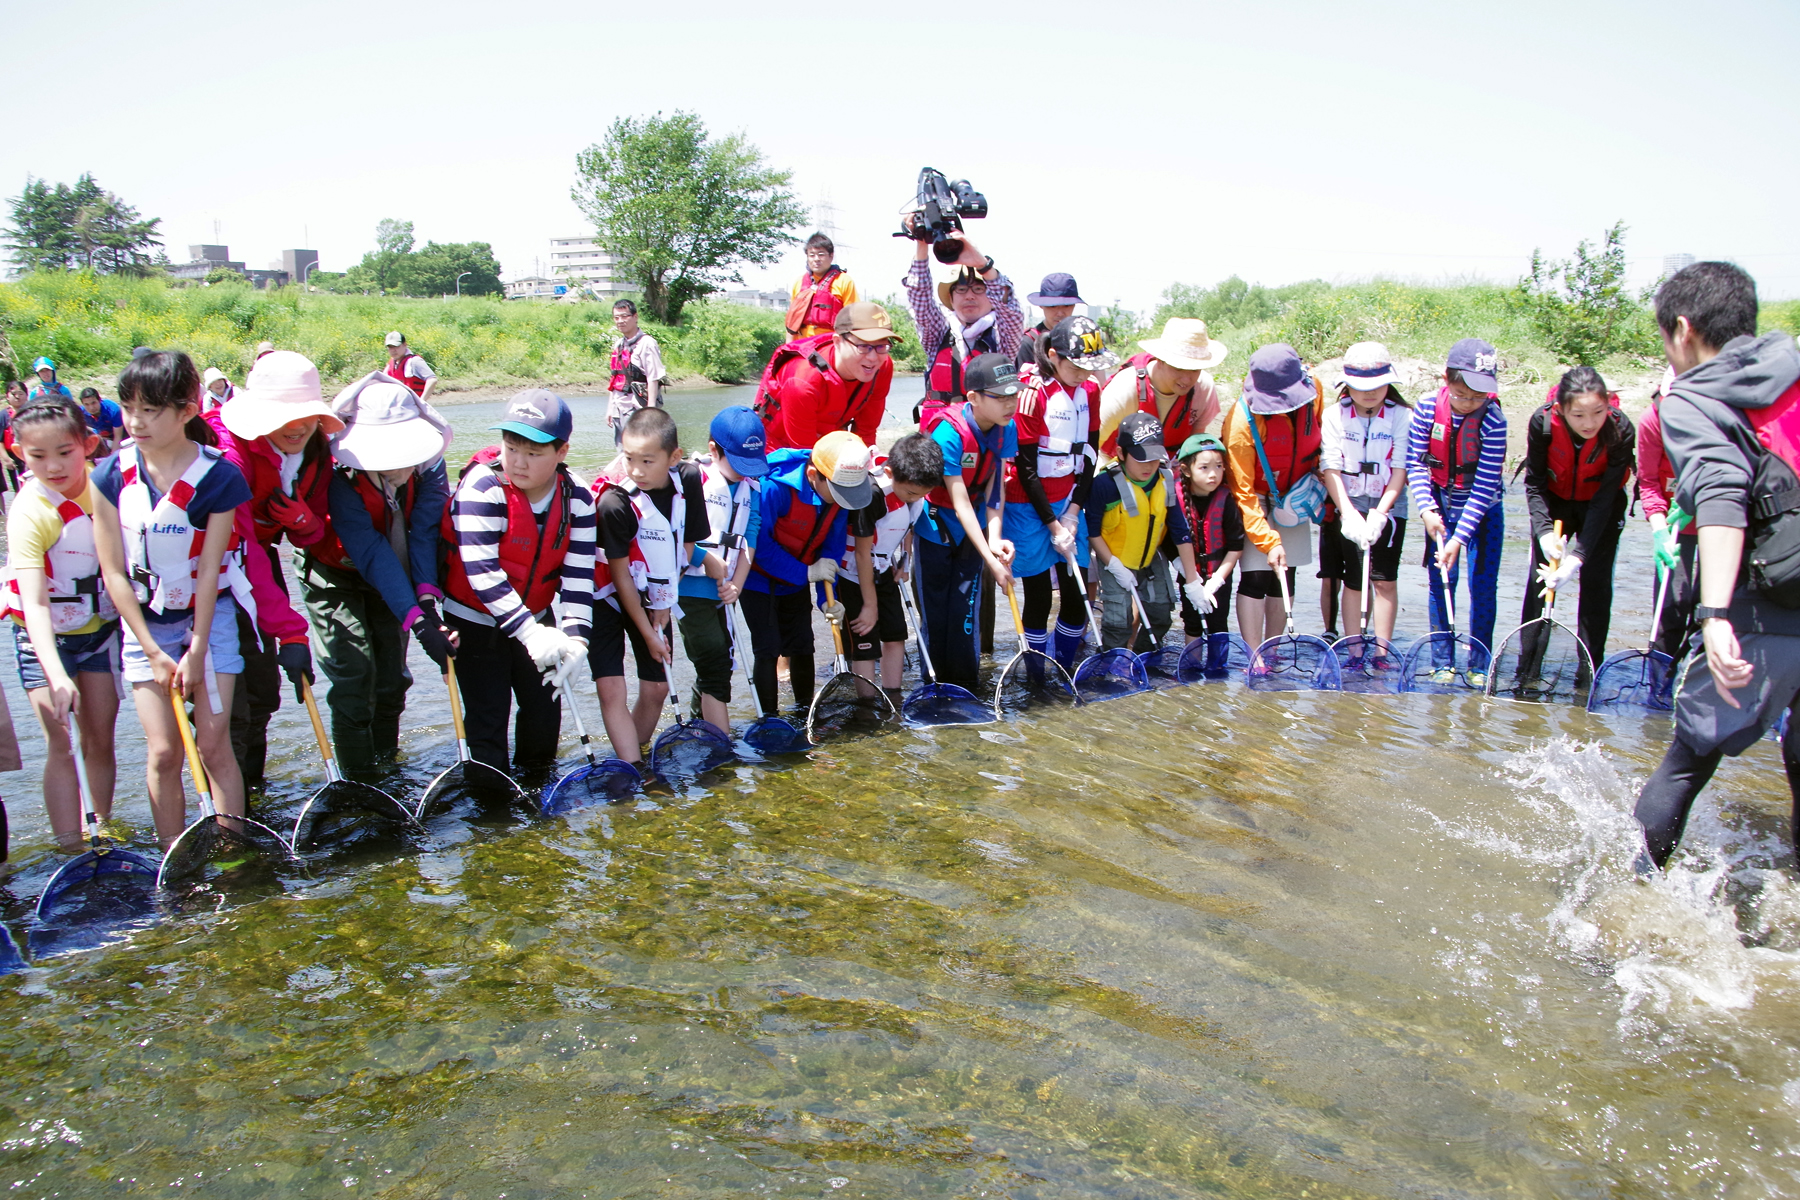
left=1052, top=621, right=1087, bottom=671
left=371, top=712, right=402, bottom=761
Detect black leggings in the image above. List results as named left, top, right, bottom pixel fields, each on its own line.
left=1522, top=494, right=1626, bottom=673
left=1634, top=711, right=1800, bottom=867
left=1020, top=562, right=1088, bottom=631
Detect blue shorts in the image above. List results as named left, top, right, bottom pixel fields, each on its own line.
left=1002, top=494, right=1090, bottom=579
left=13, top=621, right=120, bottom=691
left=120, top=594, right=244, bottom=684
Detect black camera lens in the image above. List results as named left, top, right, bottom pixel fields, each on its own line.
left=932, top=235, right=965, bottom=264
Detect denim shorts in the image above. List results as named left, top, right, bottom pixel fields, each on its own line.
left=120, top=594, right=244, bottom=683
left=13, top=621, right=120, bottom=691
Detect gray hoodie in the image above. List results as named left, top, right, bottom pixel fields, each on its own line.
left=1663, top=330, right=1800, bottom=633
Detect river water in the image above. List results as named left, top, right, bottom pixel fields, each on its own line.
left=0, top=384, right=1796, bottom=1198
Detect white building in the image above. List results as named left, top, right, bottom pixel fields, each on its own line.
left=505, top=275, right=563, bottom=301
left=549, top=235, right=631, bottom=300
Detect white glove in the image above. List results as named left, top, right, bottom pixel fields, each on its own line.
left=1337, top=510, right=1366, bottom=547
left=1537, top=553, right=1582, bottom=595
left=1049, top=522, right=1076, bottom=557
left=1105, top=558, right=1137, bottom=592
left=1539, top=530, right=1567, bottom=565
left=807, top=558, right=838, bottom=583
left=518, top=622, right=576, bottom=673
left=823, top=599, right=845, bottom=624
left=1184, top=578, right=1213, bottom=615
left=548, top=651, right=586, bottom=701
left=557, top=633, right=588, bottom=675
left=1357, top=510, right=1387, bottom=549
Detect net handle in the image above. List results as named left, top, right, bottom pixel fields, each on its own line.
left=300, top=678, right=343, bottom=784
left=444, top=656, right=471, bottom=763
left=1062, top=550, right=1104, bottom=646
left=894, top=560, right=940, bottom=685
left=1646, top=561, right=1672, bottom=655
left=169, top=690, right=216, bottom=819
left=1545, top=519, right=1565, bottom=611
left=821, top=579, right=849, bottom=670
left=1275, top=560, right=1296, bottom=637
left=67, top=717, right=103, bottom=852
left=726, top=601, right=770, bottom=718
left=1429, top=534, right=1458, bottom=632
left=1126, top=580, right=1150, bottom=652
left=1361, top=543, right=1374, bottom=628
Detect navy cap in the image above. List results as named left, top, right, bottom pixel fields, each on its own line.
left=1446, top=338, right=1500, bottom=394
left=490, top=388, right=573, bottom=444
left=1117, top=411, right=1167, bottom=462
left=708, top=405, right=769, bottom=477
left=964, top=353, right=1020, bottom=397
left=1027, top=272, right=1085, bottom=307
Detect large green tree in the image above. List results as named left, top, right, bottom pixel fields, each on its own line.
left=571, top=111, right=804, bottom=324
left=5, top=174, right=161, bottom=274
left=396, top=241, right=503, bottom=296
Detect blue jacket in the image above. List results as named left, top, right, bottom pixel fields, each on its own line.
left=744, top=448, right=848, bottom=596
left=326, top=459, right=450, bottom=622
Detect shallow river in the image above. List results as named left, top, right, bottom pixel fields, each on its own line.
left=0, top=384, right=1796, bottom=1198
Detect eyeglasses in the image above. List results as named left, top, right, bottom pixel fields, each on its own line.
left=950, top=285, right=988, bottom=298
left=844, top=336, right=893, bottom=356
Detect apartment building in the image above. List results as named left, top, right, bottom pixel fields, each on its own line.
left=548, top=235, right=631, bottom=300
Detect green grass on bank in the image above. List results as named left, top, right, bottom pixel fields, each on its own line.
left=3, top=269, right=1794, bottom=402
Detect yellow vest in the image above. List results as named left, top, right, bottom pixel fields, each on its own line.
left=1098, top=466, right=1170, bottom=570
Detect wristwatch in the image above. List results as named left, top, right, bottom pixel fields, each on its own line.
left=1694, top=605, right=1733, bottom=623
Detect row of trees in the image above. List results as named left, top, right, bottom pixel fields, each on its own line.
left=309, top=219, right=504, bottom=297
left=4, top=175, right=163, bottom=275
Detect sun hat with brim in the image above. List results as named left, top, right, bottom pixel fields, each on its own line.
left=1337, top=341, right=1402, bottom=394
left=936, top=267, right=988, bottom=309
left=329, top=372, right=453, bottom=471
left=1241, top=343, right=1317, bottom=415
left=1027, top=272, right=1085, bottom=308
left=1137, top=318, right=1229, bottom=371
left=219, top=350, right=346, bottom=441
left=811, top=430, right=874, bottom=509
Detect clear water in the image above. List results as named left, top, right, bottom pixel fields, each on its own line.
left=0, top=391, right=1794, bottom=1198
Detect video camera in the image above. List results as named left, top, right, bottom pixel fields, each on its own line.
left=894, top=167, right=987, bottom=264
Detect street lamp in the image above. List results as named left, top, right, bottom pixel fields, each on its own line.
left=302, top=259, right=322, bottom=292
left=456, top=271, right=472, bottom=297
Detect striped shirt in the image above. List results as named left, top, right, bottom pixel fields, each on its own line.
left=446, top=462, right=596, bottom=637
left=904, top=259, right=1024, bottom=364
left=1406, top=392, right=1508, bottom=545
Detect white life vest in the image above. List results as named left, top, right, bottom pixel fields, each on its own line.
left=115, top=443, right=257, bottom=626
left=685, top=456, right=756, bottom=580
left=839, top=469, right=921, bottom=581
left=618, top=471, right=686, bottom=611
left=1334, top=399, right=1407, bottom=506
left=2, top=480, right=121, bottom=634
left=1034, top=377, right=1096, bottom=480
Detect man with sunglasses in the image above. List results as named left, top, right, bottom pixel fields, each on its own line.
left=757, top=302, right=902, bottom=453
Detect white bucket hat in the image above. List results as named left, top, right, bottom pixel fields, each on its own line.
left=1338, top=341, right=1402, bottom=393
left=329, top=371, right=453, bottom=472
left=219, top=351, right=346, bottom=441
left=1137, top=318, right=1229, bottom=371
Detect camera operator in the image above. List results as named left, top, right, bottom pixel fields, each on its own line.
left=903, top=218, right=1023, bottom=432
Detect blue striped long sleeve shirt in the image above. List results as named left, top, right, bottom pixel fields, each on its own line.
left=1406, top=392, right=1508, bottom=545
left=447, top=462, right=596, bottom=637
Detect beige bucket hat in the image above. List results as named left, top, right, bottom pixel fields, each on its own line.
left=1137, top=318, right=1229, bottom=371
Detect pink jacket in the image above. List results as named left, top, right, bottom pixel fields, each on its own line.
left=203, top=410, right=310, bottom=646
left=1635, top=400, right=1673, bottom=519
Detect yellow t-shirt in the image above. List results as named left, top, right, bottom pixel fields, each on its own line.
left=6, top=476, right=104, bottom=634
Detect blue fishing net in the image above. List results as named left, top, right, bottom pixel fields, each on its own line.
left=1176, top=633, right=1252, bottom=683
left=291, top=781, right=415, bottom=852
left=1587, top=649, right=1676, bottom=714
left=1400, top=631, right=1491, bottom=694
left=1134, top=644, right=1186, bottom=684
left=651, top=719, right=737, bottom=784
left=0, top=926, right=24, bottom=975
left=1246, top=634, right=1342, bottom=691
left=541, top=758, right=642, bottom=815
left=1332, top=633, right=1405, bottom=695
left=29, top=847, right=159, bottom=959
left=901, top=682, right=995, bottom=727
left=806, top=673, right=898, bottom=743
left=996, top=650, right=1078, bottom=715
left=1487, top=616, right=1594, bottom=705
left=1073, top=648, right=1152, bottom=701
left=739, top=715, right=809, bottom=755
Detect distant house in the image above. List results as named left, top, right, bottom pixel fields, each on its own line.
left=722, top=288, right=788, bottom=311
left=505, top=275, right=563, bottom=301
left=165, top=244, right=289, bottom=288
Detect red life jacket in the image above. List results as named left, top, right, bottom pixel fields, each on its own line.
left=254, top=439, right=333, bottom=546
left=1100, top=353, right=1198, bottom=460
left=920, top=323, right=1001, bottom=429
left=754, top=335, right=834, bottom=424
left=608, top=337, right=649, bottom=395
left=1742, top=378, right=1800, bottom=606
left=1424, top=389, right=1488, bottom=491
left=1245, top=405, right=1321, bottom=497
left=1543, top=392, right=1621, bottom=503
left=440, top=447, right=572, bottom=616
left=924, top=403, right=1004, bottom=509
left=1184, top=485, right=1230, bottom=572
left=763, top=486, right=842, bottom=567
left=307, top=468, right=418, bottom=572
left=386, top=352, right=427, bottom=397
left=784, top=266, right=844, bottom=336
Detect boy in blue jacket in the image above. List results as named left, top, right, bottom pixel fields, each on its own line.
left=740, top=430, right=873, bottom=714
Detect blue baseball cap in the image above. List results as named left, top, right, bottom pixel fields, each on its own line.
left=490, top=388, right=573, bottom=444
left=708, top=405, right=769, bottom=477
left=1446, top=338, right=1500, bottom=394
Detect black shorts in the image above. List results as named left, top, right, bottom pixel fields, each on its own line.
left=838, top=570, right=906, bottom=661
left=1237, top=567, right=1296, bottom=600
left=588, top=598, right=669, bottom=683
left=1317, top=515, right=1407, bottom=589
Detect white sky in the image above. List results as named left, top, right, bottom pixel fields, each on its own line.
left=9, top=0, right=1798, bottom=311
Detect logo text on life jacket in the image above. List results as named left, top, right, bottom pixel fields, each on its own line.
left=961, top=452, right=977, bottom=469
left=148, top=522, right=190, bottom=535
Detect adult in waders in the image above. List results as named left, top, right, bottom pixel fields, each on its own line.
left=1004, top=316, right=1117, bottom=671
left=1098, top=318, right=1227, bottom=464
left=785, top=233, right=859, bottom=340
left=1015, top=273, right=1087, bottom=370
left=1404, top=339, right=1509, bottom=685
left=382, top=332, right=438, bottom=403
left=757, top=302, right=899, bottom=453
left=302, top=376, right=456, bottom=778
left=606, top=300, right=668, bottom=448
left=1632, top=262, right=1800, bottom=870
left=1221, top=344, right=1328, bottom=648
left=212, top=351, right=343, bottom=790
left=1519, top=367, right=1635, bottom=682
